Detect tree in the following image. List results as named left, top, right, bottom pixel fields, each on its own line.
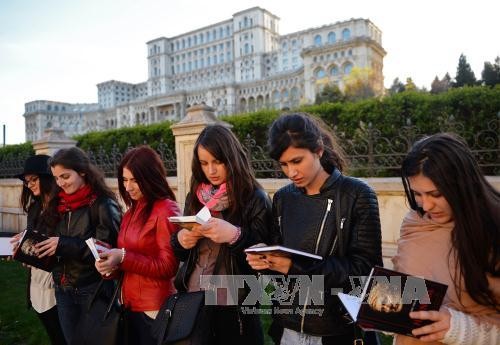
left=481, top=56, right=500, bottom=87
left=404, top=77, right=417, bottom=91
left=315, top=84, right=344, bottom=104
left=454, top=54, right=476, bottom=87
left=343, top=67, right=377, bottom=101
left=388, top=78, right=405, bottom=95
left=430, top=73, right=451, bottom=94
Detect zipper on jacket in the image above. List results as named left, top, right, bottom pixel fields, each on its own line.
left=328, top=217, right=345, bottom=256
left=314, top=199, right=333, bottom=254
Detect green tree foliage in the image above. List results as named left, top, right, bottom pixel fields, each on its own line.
left=75, top=121, right=175, bottom=153
left=481, top=56, right=500, bottom=87
left=404, top=77, right=418, bottom=91
left=315, top=84, right=344, bottom=104
left=388, top=78, right=405, bottom=95
left=343, top=67, right=377, bottom=101
left=454, top=54, right=477, bottom=87
left=431, top=73, right=452, bottom=94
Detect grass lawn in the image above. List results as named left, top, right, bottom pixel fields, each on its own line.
left=0, top=260, right=50, bottom=345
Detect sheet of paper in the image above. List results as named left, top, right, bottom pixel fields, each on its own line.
left=338, top=293, right=362, bottom=321
left=0, top=237, right=13, bottom=256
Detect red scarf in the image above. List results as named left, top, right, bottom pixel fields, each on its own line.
left=57, top=184, right=97, bottom=213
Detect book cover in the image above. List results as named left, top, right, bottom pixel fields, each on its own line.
left=13, top=230, right=57, bottom=272
left=244, top=244, right=323, bottom=261
left=338, top=266, right=448, bottom=336
left=168, top=206, right=211, bottom=230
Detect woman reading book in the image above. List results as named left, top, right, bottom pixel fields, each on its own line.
left=170, top=124, right=272, bottom=344
left=393, top=133, right=500, bottom=344
left=11, top=154, right=66, bottom=345
left=94, top=145, right=180, bottom=345
left=35, top=147, right=121, bottom=344
left=246, top=113, right=382, bottom=345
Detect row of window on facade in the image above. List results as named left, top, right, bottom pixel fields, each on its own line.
left=314, top=29, right=351, bottom=47
left=42, top=104, right=67, bottom=112
left=173, top=52, right=233, bottom=74
left=313, top=50, right=353, bottom=63
left=170, top=41, right=232, bottom=63
left=314, top=62, right=354, bottom=79
left=169, top=26, right=233, bottom=53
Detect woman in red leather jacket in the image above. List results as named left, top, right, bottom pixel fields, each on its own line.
left=96, top=145, right=180, bottom=345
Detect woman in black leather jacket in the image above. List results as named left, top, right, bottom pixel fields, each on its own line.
left=247, top=113, right=383, bottom=345
left=36, top=147, right=121, bottom=344
left=170, top=125, right=272, bottom=345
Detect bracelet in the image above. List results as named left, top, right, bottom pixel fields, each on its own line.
left=120, top=248, right=126, bottom=264
left=228, top=226, right=241, bottom=245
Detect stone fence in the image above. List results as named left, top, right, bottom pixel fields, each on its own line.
left=1, top=105, right=499, bottom=268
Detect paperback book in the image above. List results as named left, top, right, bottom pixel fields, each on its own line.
left=168, top=206, right=211, bottom=230
left=338, top=266, right=448, bottom=336
left=244, top=244, right=323, bottom=261
left=13, top=229, right=57, bottom=272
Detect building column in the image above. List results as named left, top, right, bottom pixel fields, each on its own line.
left=32, top=128, right=77, bottom=156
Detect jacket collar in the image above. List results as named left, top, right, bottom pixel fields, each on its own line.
left=319, top=168, right=342, bottom=193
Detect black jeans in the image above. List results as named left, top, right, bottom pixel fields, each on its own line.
left=36, top=305, right=67, bottom=345
left=127, top=310, right=157, bottom=345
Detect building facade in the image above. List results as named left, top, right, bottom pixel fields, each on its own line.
left=24, top=7, right=386, bottom=141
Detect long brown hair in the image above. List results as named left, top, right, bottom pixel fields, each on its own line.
left=402, top=133, right=500, bottom=310
left=187, top=125, right=260, bottom=219
left=118, top=145, right=176, bottom=225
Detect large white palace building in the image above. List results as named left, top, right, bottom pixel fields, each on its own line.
left=24, top=7, right=386, bottom=141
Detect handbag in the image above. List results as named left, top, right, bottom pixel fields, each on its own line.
left=72, top=277, right=124, bottom=345
left=151, top=290, right=205, bottom=344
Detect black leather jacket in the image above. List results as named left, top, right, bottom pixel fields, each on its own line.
left=53, top=197, right=121, bottom=288
left=171, top=188, right=272, bottom=295
left=269, top=169, right=382, bottom=337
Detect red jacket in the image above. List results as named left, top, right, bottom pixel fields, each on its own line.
left=119, top=198, right=180, bottom=311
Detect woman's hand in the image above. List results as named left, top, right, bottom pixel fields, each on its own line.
left=10, top=232, right=22, bottom=253
left=246, top=252, right=292, bottom=274
left=246, top=253, right=271, bottom=271
left=178, top=228, right=204, bottom=249
left=410, top=307, right=451, bottom=342
left=198, top=218, right=239, bottom=244
left=95, top=249, right=122, bottom=276
left=35, top=237, right=59, bottom=258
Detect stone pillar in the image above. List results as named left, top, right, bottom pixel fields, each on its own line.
left=170, top=104, right=231, bottom=211
left=32, top=128, right=77, bottom=156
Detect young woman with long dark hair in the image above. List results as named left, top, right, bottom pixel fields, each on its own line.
left=11, top=155, right=66, bottom=345
left=170, top=124, right=272, bottom=345
left=393, top=133, right=499, bottom=344
left=247, top=113, right=382, bottom=345
left=35, top=147, right=121, bottom=344
left=95, top=145, right=180, bottom=345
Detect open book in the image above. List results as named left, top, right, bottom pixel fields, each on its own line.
left=13, top=229, right=57, bottom=272
left=338, top=266, right=448, bottom=336
left=168, top=206, right=211, bottom=230
left=244, top=244, right=322, bottom=261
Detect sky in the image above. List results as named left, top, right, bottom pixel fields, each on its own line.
left=1, top=0, right=499, bottom=145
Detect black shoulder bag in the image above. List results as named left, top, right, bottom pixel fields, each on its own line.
left=151, top=249, right=205, bottom=345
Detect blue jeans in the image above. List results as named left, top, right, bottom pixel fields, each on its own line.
left=55, top=281, right=100, bottom=344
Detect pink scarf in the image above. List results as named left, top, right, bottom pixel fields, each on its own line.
left=195, top=183, right=229, bottom=214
